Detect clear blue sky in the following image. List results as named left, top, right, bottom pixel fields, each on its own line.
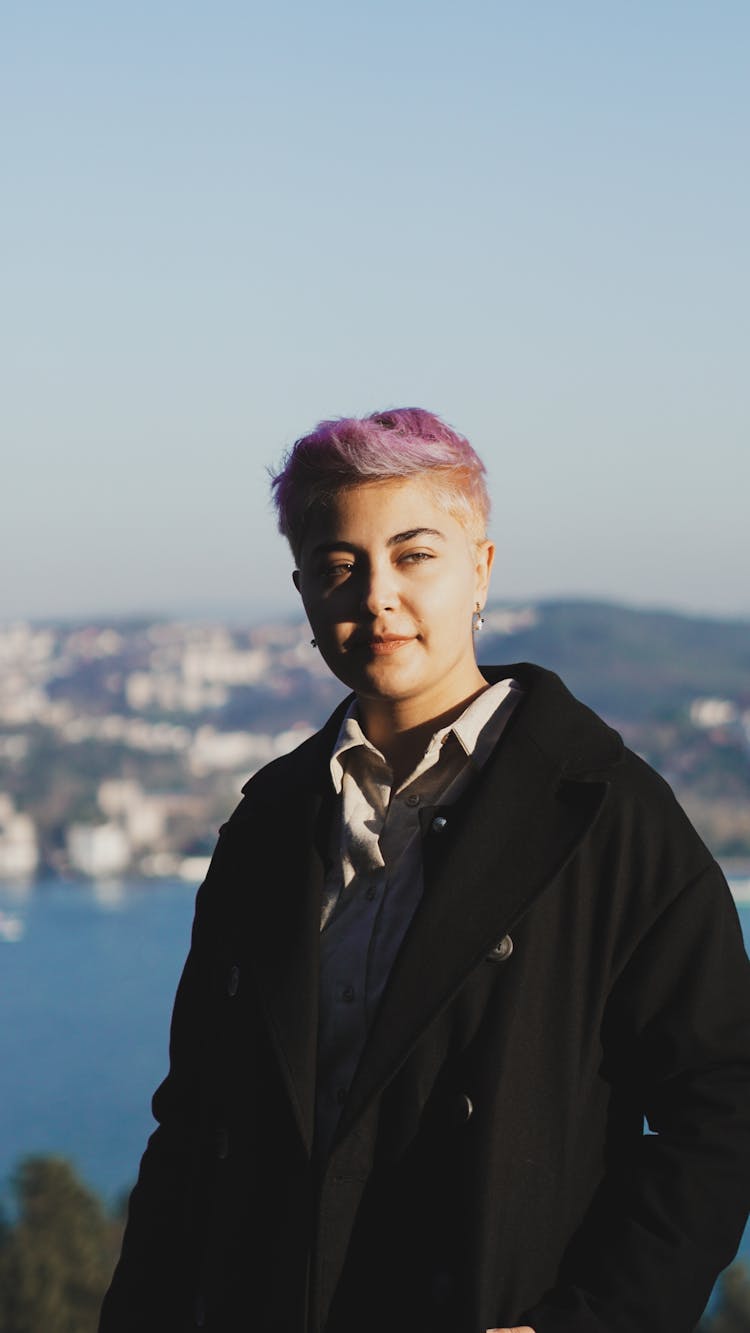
left=3, top=1, right=748, bottom=621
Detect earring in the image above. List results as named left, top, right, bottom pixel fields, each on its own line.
left=310, top=638, right=317, bottom=648
left=471, top=605, right=485, bottom=633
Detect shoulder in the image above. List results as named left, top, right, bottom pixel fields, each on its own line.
left=491, top=661, right=715, bottom=874
left=222, top=694, right=351, bottom=826
left=192, top=699, right=349, bottom=917
left=484, top=661, right=623, bottom=775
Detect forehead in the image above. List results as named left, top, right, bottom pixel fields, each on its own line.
left=303, top=476, right=460, bottom=543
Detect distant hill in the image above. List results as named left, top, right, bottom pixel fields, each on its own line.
left=479, top=600, right=750, bottom=722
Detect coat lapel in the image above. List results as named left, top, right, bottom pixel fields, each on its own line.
left=335, top=667, right=617, bottom=1144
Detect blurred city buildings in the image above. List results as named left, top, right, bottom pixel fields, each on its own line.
left=0, top=606, right=749, bottom=883
left=0, top=617, right=337, bottom=882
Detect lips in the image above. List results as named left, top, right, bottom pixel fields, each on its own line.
left=354, top=634, right=415, bottom=656
left=368, top=637, right=413, bottom=655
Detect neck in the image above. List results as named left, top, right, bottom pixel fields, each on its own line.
left=357, top=668, right=489, bottom=787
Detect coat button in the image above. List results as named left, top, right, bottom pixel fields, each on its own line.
left=488, top=934, right=513, bottom=963
left=456, top=1093, right=474, bottom=1124
left=431, top=816, right=448, bottom=833
left=227, top=964, right=240, bottom=996
left=446, top=1092, right=474, bottom=1126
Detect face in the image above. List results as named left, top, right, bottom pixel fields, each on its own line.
left=294, top=476, right=494, bottom=724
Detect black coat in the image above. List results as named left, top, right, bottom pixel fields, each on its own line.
left=100, top=665, right=750, bottom=1333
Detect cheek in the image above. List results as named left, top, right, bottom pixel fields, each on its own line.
left=302, top=587, right=345, bottom=627
left=418, top=568, right=475, bottom=620
left=308, top=605, right=355, bottom=648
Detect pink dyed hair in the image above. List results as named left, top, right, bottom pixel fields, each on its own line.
left=270, top=407, right=490, bottom=562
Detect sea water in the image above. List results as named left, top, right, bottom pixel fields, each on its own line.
left=1, top=877, right=749, bottom=1273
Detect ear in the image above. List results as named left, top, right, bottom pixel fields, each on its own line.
left=292, top=569, right=301, bottom=593
left=475, top=539, right=495, bottom=606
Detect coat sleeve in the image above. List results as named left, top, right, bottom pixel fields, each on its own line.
left=522, top=862, right=750, bottom=1333
left=98, top=825, right=231, bottom=1333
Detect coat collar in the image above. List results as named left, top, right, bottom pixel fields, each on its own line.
left=239, top=664, right=623, bottom=1157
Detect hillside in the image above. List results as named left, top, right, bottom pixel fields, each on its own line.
left=479, top=600, right=750, bottom=722
left=479, top=600, right=750, bottom=860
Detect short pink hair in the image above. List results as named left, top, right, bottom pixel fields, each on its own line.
left=270, top=407, right=490, bottom=562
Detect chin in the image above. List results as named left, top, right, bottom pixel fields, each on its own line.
left=357, top=664, right=431, bottom=702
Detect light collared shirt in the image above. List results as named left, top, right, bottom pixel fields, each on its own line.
left=316, top=676, right=522, bottom=1154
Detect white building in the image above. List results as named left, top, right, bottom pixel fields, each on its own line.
left=67, top=822, right=131, bottom=878
left=690, top=698, right=739, bottom=729
left=0, top=793, right=39, bottom=880
left=97, top=778, right=169, bottom=848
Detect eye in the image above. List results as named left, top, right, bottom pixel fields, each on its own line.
left=321, top=560, right=355, bottom=582
left=398, top=550, right=434, bottom=566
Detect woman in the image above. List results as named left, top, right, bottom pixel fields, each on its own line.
left=100, top=408, right=750, bottom=1333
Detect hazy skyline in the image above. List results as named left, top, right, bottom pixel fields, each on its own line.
left=3, top=2, right=748, bottom=623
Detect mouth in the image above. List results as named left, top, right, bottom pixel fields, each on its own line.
left=354, top=634, right=415, bottom=656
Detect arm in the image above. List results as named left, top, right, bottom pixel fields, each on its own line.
left=99, top=832, right=229, bottom=1332
left=522, top=864, right=750, bottom=1333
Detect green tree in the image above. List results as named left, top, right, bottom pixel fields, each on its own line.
left=0, top=1155, right=123, bottom=1333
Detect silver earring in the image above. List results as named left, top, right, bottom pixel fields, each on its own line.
left=471, top=606, right=485, bottom=633
left=310, top=638, right=317, bottom=648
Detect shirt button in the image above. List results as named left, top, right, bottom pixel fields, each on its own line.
left=405, top=793, right=421, bottom=807
left=336, top=1087, right=347, bottom=1105
left=342, top=985, right=355, bottom=1003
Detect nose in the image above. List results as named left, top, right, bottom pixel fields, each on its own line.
left=360, top=559, right=397, bottom=617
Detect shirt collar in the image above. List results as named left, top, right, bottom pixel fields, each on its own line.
left=329, top=677, right=521, bottom=795
left=448, top=677, right=521, bottom=765
left=329, top=707, right=384, bottom=795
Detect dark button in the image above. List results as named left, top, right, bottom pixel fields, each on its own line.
left=431, top=816, right=448, bottom=833
left=405, top=793, right=421, bottom=807
left=342, top=985, right=355, bottom=1003
left=365, top=885, right=377, bottom=901
left=488, top=934, right=513, bottom=963
left=227, top=964, right=240, bottom=996
left=215, top=1126, right=229, bottom=1159
left=444, top=1091, right=475, bottom=1128
left=336, top=1087, right=347, bottom=1105
left=458, top=1093, right=474, bottom=1123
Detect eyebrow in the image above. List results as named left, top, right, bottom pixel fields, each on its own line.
left=387, top=527, right=446, bottom=546
left=310, top=527, right=446, bottom=557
